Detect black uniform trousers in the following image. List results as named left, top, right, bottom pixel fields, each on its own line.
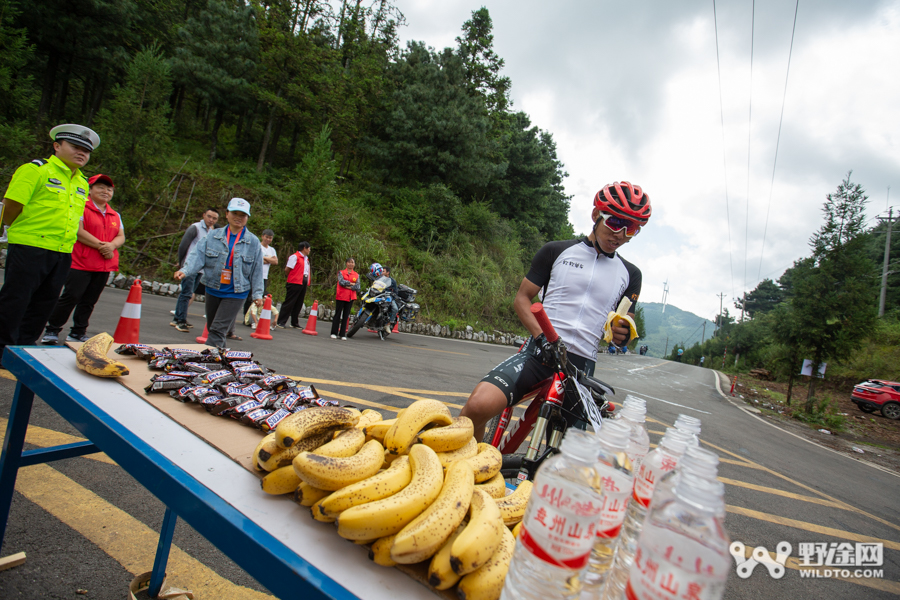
left=278, top=282, right=307, bottom=327
left=44, top=269, right=110, bottom=337
left=331, top=299, right=354, bottom=337
left=0, top=244, right=71, bottom=364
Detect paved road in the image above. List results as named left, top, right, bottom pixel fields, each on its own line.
left=1, top=283, right=898, bottom=599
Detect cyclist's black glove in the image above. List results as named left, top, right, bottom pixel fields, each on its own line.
left=536, top=333, right=560, bottom=367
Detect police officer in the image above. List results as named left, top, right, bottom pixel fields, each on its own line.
left=0, top=124, right=100, bottom=367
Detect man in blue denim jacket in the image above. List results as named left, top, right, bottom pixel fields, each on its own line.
left=174, top=198, right=264, bottom=348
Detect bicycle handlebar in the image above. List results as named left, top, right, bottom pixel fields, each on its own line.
left=531, top=303, right=559, bottom=343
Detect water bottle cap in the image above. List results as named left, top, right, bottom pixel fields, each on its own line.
left=560, top=429, right=602, bottom=462
left=674, top=414, right=702, bottom=435
left=619, top=404, right=646, bottom=423
left=674, top=471, right=726, bottom=510
left=660, top=427, right=693, bottom=455
left=596, top=420, right=630, bottom=449
left=680, top=446, right=720, bottom=478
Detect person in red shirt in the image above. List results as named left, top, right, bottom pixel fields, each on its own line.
left=40, top=173, right=125, bottom=344
left=276, top=241, right=311, bottom=329
left=331, top=257, right=360, bottom=339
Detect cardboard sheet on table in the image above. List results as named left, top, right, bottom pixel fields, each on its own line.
left=67, top=342, right=264, bottom=471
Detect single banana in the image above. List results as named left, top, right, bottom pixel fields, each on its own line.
left=456, top=526, right=515, bottom=600
left=313, top=428, right=366, bottom=458
left=336, top=444, right=444, bottom=541
left=476, top=472, right=507, bottom=499
left=466, top=443, right=503, bottom=483
left=450, top=488, right=503, bottom=575
left=417, top=416, right=475, bottom=452
left=364, top=419, right=397, bottom=443
left=260, top=465, right=303, bottom=495
left=435, top=437, right=478, bottom=469
left=276, top=406, right=360, bottom=449
left=369, top=535, right=398, bottom=567
left=428, top=524, right=466, bottom=590
left=511, top=521, right=523, bottom=538
left=356, top=409, right=383, bottom=429
left=390, top=460, right=475, bottom=564
left=318, top=455, right=412, bottom=517
left=252, top=432, right=277, bottom=471
left=602, top=296, right=638, bottom=344
left=310, top=502, right=335, bottom=523
left=383, top=399, right=453, bottom=455
left=292, top=439, right=384, bottom=491
left=259, top=432, right=331, bottom=472
left=294, top=481, right=331, bottom=507
left=495, top=480, right=532, bottom=526
left=75, top=332, right=129, bottom=377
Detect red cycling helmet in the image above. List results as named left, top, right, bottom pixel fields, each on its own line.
left=593, top=181, right=652, bottom=225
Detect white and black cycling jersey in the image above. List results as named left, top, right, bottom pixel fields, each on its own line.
left=525, top=237, right=641, bottom=361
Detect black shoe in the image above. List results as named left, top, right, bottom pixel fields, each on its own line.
left=174, top=322, right=190, bottom=333
left=275, top=324, right=286, bottom=329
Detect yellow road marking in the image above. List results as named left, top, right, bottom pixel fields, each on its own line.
left=292, top=376, right=470, bottom=398
left=0, top=418, right=116, bottom=466
left=317, top=390, right=401, bottom=413
left=15, top=463, right=273, bottom=599
left=726, top=505, right=900, bottom=551
left=718, top=477, right=845, bottom=510
left=718, top=458, right=766, bottom=469
left=0, top=369, right=15, bottom=381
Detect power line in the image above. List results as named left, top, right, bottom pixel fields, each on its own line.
left=757, top=0, right=800, bottom=284
left=744, top=0, right=756, bottom=297
left=713, top=0, right=736, bottom=300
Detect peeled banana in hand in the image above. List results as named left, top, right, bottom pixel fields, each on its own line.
left=602, top=296, right=638, bottom=344
left=75, top=332, right=129, bottom=378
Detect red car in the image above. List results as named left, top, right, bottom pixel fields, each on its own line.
left=851, top=379, right=900, bottom=420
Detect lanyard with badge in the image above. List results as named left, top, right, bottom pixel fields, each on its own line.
left=220, top=227, right=245, bottom=285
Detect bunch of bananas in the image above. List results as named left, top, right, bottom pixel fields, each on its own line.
left=252, top=399, right=535, bottom=600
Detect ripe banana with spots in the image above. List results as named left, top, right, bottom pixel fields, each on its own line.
left=456, top=525, right=515, bottom=600
left=450, top=488, right=504, bottom=575
left=427, top=524, right=466, bottom=590
left=314, top=428, right=366, bottom=458
left=369, top=535, right=398, bottom=567
left=292, top=439, right=384, bottom=491
left=276, top=406, right=360, bottom=449
left=475, top=472, right=507, bottom=499
left=364, top=419, right=396, bottom=443
left=511, top=521, right=522, bottom=538
left=384, top=399, right=453, bottom=455
left=495, top=480, right=532, bottom=526
left=356, top=409, right=383, bottom=429
left=260, top=465, right=303, bottom=495
left=417, top=416, right=475, bottom=452
left=259, top=432, right=331, bottom=472
left=318, top=455, right=411, bottom=518
left=75, top=332, right=129, bottom=377
left=435, top=437, right=478, bottom=468
left=336, top=444, right=444, bottom=541
left=294, top=481, right=331, bottom=507
left=390, top=460, right=475, bottom=564
left=310, top=502, right=335, bottom=523
left=466, top=443, right=503, bottom=483
left=252, top=432, right=277, bottom=471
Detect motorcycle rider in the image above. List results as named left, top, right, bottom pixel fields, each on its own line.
left=382, top=266, right=400, bottom=333
left=459, top=181, right=651, bottom=440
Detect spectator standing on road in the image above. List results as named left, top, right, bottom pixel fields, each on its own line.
left=174, top=198, right=264, bottom=349
left=277, top=241, right=311, bottom=329
left=700, top=356, right=705, bottom=367
left=243, top=228, right=278, bottom=325
left=171, top=207, right=219, bottom=332
left=331, top=257, right=359, bottom=340
left=41, top=174, right=124, bottom=344
left=0, top=124, right=99, bottom=368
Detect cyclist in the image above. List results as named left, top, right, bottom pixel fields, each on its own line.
left=459, top=181, right=650, bottom=440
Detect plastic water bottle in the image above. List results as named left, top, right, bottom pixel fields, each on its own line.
left=624, top=472, right=730, bottom=600
left=600, top=428, right=693, bottom=600
left=673, top=414, right=702, bottom=447
left=501, top=430, right=605, bottom=600
left=615, top=396, right=650, bottom=475
left=581, top=420, right=634, bottom=598
left=653, top=446, right=720, bottom=507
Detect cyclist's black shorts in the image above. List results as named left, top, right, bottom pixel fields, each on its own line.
left=480, top=337, right=596, bottom=408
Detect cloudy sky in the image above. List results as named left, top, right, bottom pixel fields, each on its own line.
left=392, top=0, right=899, bottom=321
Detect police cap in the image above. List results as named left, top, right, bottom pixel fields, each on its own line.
left=49, top=124, right=101, bottom=152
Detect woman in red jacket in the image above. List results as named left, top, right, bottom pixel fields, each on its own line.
left=330, top=258, right=360, bottom=339
left=41, top=173, right=125, bottom=344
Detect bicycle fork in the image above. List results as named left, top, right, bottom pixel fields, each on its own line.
left=517, top=402, right=564, bottom=484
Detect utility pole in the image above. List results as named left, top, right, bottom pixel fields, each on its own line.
left=661, top=280, right=669, bottom=313
left=701, top=321, right=706, bottom=343
left=879, top=206, right=895, bottom=317
left=716, top=292, right=725, bottom=336
left=664, top=336, right=669, bottom=358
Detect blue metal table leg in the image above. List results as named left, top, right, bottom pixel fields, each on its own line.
left=148, top=507, right=178, bottom=597
left=0, top=381, right=36, bottom=550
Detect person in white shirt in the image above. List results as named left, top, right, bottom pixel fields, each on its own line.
left=242, top=228, right=278, bottom=325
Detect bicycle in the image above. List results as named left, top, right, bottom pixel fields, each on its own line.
left=483, top=303, right=617, bottom=484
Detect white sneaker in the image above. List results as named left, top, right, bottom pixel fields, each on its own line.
left=169, top=310, right=175, bottom=315
left=341, top=337, right=348, bottom=341
left=330, top=334, right=337, bottom=339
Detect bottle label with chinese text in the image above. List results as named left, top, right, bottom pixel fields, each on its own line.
left=596, top=469, right=633, bottom=538
left=632, top=456, right=677, bottom=508
left=624, top=531, right=729, bottom=600
left=519, top=481, right=603, bottom=569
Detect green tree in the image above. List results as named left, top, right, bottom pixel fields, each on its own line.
left=735, top=278, right=784, bottom=318
left=455, top=7, right=510, bottom=116
left=0, top=0, right=37, bottom=169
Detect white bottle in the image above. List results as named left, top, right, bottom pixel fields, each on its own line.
left=600, top=428, right=693, bottom=600
left=615, top=396, right=650, bottom=475
left=501, top=430, right=605, bottom=600
left=673, top=414, right=702, bottom=447
left=581, top=420, right=634, bottom=598
left=653, top=446, right=720, bottom=507
left=624, top=472, right=730, bottom=600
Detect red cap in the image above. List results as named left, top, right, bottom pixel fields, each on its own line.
left=88, top=173, right=114, bottom=187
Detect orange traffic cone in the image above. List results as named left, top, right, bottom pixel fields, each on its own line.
left=251, top=295, right=274, bottom=340
left=392, top=320, right=399, bottom=334
left=113, top=279, right=142, bottom=343
left=302, top=300, right=319, bottom=336
left=196, top=324, right=208, bottom=344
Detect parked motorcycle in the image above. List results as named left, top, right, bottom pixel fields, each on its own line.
left=346, top=277, right=420, bottom=339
